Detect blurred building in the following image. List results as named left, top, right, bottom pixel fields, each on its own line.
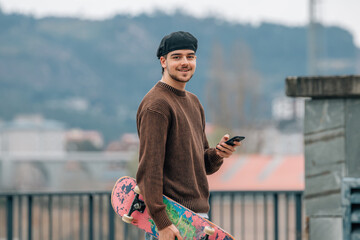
left=106, top=133, right=139, bottom=152
left=272, top=96, right=304, bottom=121
left=65, top=129, right=104, bottom=151
left=0, top=115, right=66, bottom=155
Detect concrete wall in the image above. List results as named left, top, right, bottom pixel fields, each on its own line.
left=286, top=75, right=360, bottom=240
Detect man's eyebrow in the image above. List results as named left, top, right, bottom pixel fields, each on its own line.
left=170, top=52, right=196, bottom=57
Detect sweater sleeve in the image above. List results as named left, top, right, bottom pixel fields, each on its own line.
left=204, top=136, right=224, bottom=175
left=200, top=106, right=224, bottom=175
left=136, top=108, right=173, bottom=231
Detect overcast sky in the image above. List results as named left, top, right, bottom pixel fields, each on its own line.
left=0, top=0, right=359, bottom=47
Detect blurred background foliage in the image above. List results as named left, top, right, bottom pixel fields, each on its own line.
left=0, top=9, right=358, bottom=143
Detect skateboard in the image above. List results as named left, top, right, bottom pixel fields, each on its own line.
left=111, top=176, right=235, bottom=240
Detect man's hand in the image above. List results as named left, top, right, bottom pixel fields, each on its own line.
left=215, top=134, right=242, bottom=158
left=158, top=224, right=183, bottom=240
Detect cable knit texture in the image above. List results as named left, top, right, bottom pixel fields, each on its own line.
left=136, top=81, right=223, bottom=230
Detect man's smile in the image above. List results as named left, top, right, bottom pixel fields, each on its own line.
left=178, top=68, right=191, bottom=72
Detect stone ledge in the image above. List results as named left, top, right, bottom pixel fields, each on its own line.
left=286, top=75, right=360, bottom=98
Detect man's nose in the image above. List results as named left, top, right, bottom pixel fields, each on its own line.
left=180, top=56, right=189, bottom=65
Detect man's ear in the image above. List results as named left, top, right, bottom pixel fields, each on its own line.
left=160, top=56, right=166, bottom=68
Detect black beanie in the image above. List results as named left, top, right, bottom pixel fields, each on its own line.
left=156, top=31, right=198, bottom=59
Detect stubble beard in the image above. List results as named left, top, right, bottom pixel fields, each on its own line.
left=167, top=68, right=194, bottom=83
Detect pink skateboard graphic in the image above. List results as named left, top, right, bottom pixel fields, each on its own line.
left=111, top=176, right=235, bottom=239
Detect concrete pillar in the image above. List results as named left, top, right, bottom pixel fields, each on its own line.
left=286, top=75, right=360, bottom=240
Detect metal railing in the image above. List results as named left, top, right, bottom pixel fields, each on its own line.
left=0, top=192, right=117, bottom=240
left=209, top=191, right=303, bottom=240
left=0, top=191, right=303, bottom=240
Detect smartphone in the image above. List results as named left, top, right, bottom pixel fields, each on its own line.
left=224, top=136, right=245, bottom=146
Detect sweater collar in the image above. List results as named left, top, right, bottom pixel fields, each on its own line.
left=157, top=81, right=187, bottom=97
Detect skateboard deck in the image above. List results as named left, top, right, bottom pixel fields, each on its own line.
left=111, top=176, right=235, bottom=240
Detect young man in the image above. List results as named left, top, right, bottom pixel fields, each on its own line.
left=136, top=31, right=241, bottom=240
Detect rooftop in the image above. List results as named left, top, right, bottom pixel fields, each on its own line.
left=208, top=154, right=304, bottom=191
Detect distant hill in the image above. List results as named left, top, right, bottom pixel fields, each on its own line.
left=0, top=9, right=358, bottom=142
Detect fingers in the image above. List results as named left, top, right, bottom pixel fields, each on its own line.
left=216, top=149, right=231, bottom=158
left=175, top=231, right=184, bottom=240
left=233, top=141, right=242, bottom=147
left=217, top=142, right=236, bottom=153
left=169, top=225, right=183, bottom=240
left=219, top=134, right=230, bottom=144
left=216, top=150, right=231, bottom=158
left=216, top=135, right=243, bottom=158
left=158, top=224, right=182, bottom=240
left=215, top=144, right=232, bottom=158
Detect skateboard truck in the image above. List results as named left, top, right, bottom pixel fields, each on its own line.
left=122, top=186, right=146, bottom=223
left=200, top=226, right=215, bottom=240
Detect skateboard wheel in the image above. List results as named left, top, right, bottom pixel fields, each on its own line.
left=134, top=185, right=142, bottom=195
left=122, top=215, right=133, bottom=223
left=204, top=226, right=215, bottom=236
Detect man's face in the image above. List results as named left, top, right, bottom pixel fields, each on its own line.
left=160, top=49, right=197, bottom=83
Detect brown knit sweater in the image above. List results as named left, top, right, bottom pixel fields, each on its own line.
left=136, top=81, right=223, bottom=231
